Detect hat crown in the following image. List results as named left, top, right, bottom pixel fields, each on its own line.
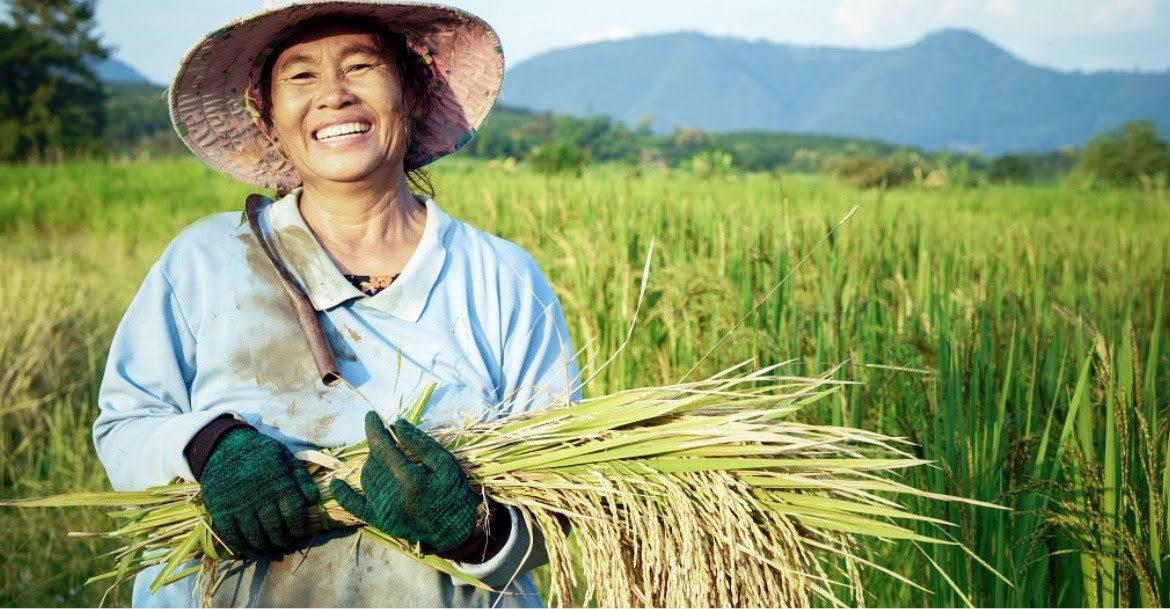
left=262, top=0, right=296, bottom=10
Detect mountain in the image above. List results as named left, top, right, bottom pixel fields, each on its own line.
left=92, top=57, right=153, bottom=84
left=500, top=29, right=1170, bottom=154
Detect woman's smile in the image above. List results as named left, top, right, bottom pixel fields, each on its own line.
left=314, top=121, right=373, bottom=143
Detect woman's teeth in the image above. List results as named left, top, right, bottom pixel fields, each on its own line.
left=316, top=123, right=371, bottom=141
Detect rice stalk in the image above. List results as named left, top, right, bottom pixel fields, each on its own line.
left=1, top=363, right=1002, bottom=607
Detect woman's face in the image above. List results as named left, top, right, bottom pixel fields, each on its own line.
left=267, top=23, right=413, bottom=189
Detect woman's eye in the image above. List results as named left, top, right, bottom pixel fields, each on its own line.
left=347, top=63, right=373, bottom=73
left=287, top=72, right=315, bottom=82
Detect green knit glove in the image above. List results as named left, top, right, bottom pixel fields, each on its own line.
left=330, top=412, right=480, bottom=553
left=200, top=427, right=320, bottom=554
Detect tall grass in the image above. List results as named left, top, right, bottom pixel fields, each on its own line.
left=1, top=158, right=1167, bottom=606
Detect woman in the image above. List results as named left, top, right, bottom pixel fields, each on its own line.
left=93, top=1, right=580, bottom=606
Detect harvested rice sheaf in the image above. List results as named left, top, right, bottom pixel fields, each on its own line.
left=1, top=363, right=1004, bottom=608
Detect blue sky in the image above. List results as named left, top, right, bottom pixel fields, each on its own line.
left=95, top=0, right=1170, bottom=85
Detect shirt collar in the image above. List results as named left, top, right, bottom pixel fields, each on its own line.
left=261, top=189, right=451, bottom=322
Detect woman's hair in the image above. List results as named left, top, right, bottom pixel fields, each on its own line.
left=257, top=17, right=435, bottom=199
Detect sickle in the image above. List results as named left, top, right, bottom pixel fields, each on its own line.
left=244, top=193, right=342, bottom=387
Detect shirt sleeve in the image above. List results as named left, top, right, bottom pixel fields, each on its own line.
left=92, top=263, right=235, bottom=491
left=451, top=505, right=553, bottom=590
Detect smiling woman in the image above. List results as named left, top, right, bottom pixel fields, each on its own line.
left=92, top=1, right=580, bottom=607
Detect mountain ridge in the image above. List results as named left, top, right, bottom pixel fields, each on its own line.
left=92, top=57, right=154, bottom=84
left=500, top=28, right=1170, bottom=154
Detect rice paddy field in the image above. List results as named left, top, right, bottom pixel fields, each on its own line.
left=0, top=157, right=1167, bottom=607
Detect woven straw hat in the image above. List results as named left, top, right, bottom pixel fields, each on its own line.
left=169, top=0, right=504, bottom=191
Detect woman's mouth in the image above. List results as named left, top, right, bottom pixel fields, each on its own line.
left=315, top=122, right=372, bottom=142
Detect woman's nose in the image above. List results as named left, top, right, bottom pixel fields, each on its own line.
left=318, top=70, right=356, bottom=108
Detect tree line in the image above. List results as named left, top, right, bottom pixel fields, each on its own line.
left=465, top=110, right=1169, bottom=189
left=3, top=0, right=1168, bottom=188
left=0, top=0, right=107, bottom=161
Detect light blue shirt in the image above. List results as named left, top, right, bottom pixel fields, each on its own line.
left=93, top=192, right=580, bottom=607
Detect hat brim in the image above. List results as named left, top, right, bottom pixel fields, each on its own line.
left=169, top=1, right=504, bottom=191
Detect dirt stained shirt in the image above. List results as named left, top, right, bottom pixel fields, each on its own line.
left=93, top=192, right=581, bottom=607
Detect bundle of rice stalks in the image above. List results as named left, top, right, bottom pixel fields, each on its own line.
left=2, top=363, right=1001, bottom=607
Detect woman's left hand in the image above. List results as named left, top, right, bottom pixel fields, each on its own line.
left=330, top=412, right=481, bottom=553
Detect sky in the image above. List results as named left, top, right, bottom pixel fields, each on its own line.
left=94, top=0, right=1170, bottom=85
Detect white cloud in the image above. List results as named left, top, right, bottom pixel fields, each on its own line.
left=576, top=25, right=638, bottom=45
left=832, top=0, right=932, bottom=41
left=1091, top=0, right=1156, bottom=27
left=938, top=0, right=1018, bottom=19
left=939, top=0, right=979, bottom=17
left=983, top=0, right=1019, bottom=17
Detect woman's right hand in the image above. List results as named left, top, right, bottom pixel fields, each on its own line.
left=199, top=427, right=320, bottom=554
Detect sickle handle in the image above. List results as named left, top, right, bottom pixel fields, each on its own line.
left=244, top=194, right=342, bottom=387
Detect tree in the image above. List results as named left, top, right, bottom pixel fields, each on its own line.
left=0, top=0, right=108, bottom=160
left=1077, top=120, right=1170, bottom=187
left=988, top=154, right=1033, bottom=184
left=526, top=141, right=586, bottom=176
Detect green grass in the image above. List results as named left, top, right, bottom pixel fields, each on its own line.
left=1, top=158, right=1167, bottom=607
